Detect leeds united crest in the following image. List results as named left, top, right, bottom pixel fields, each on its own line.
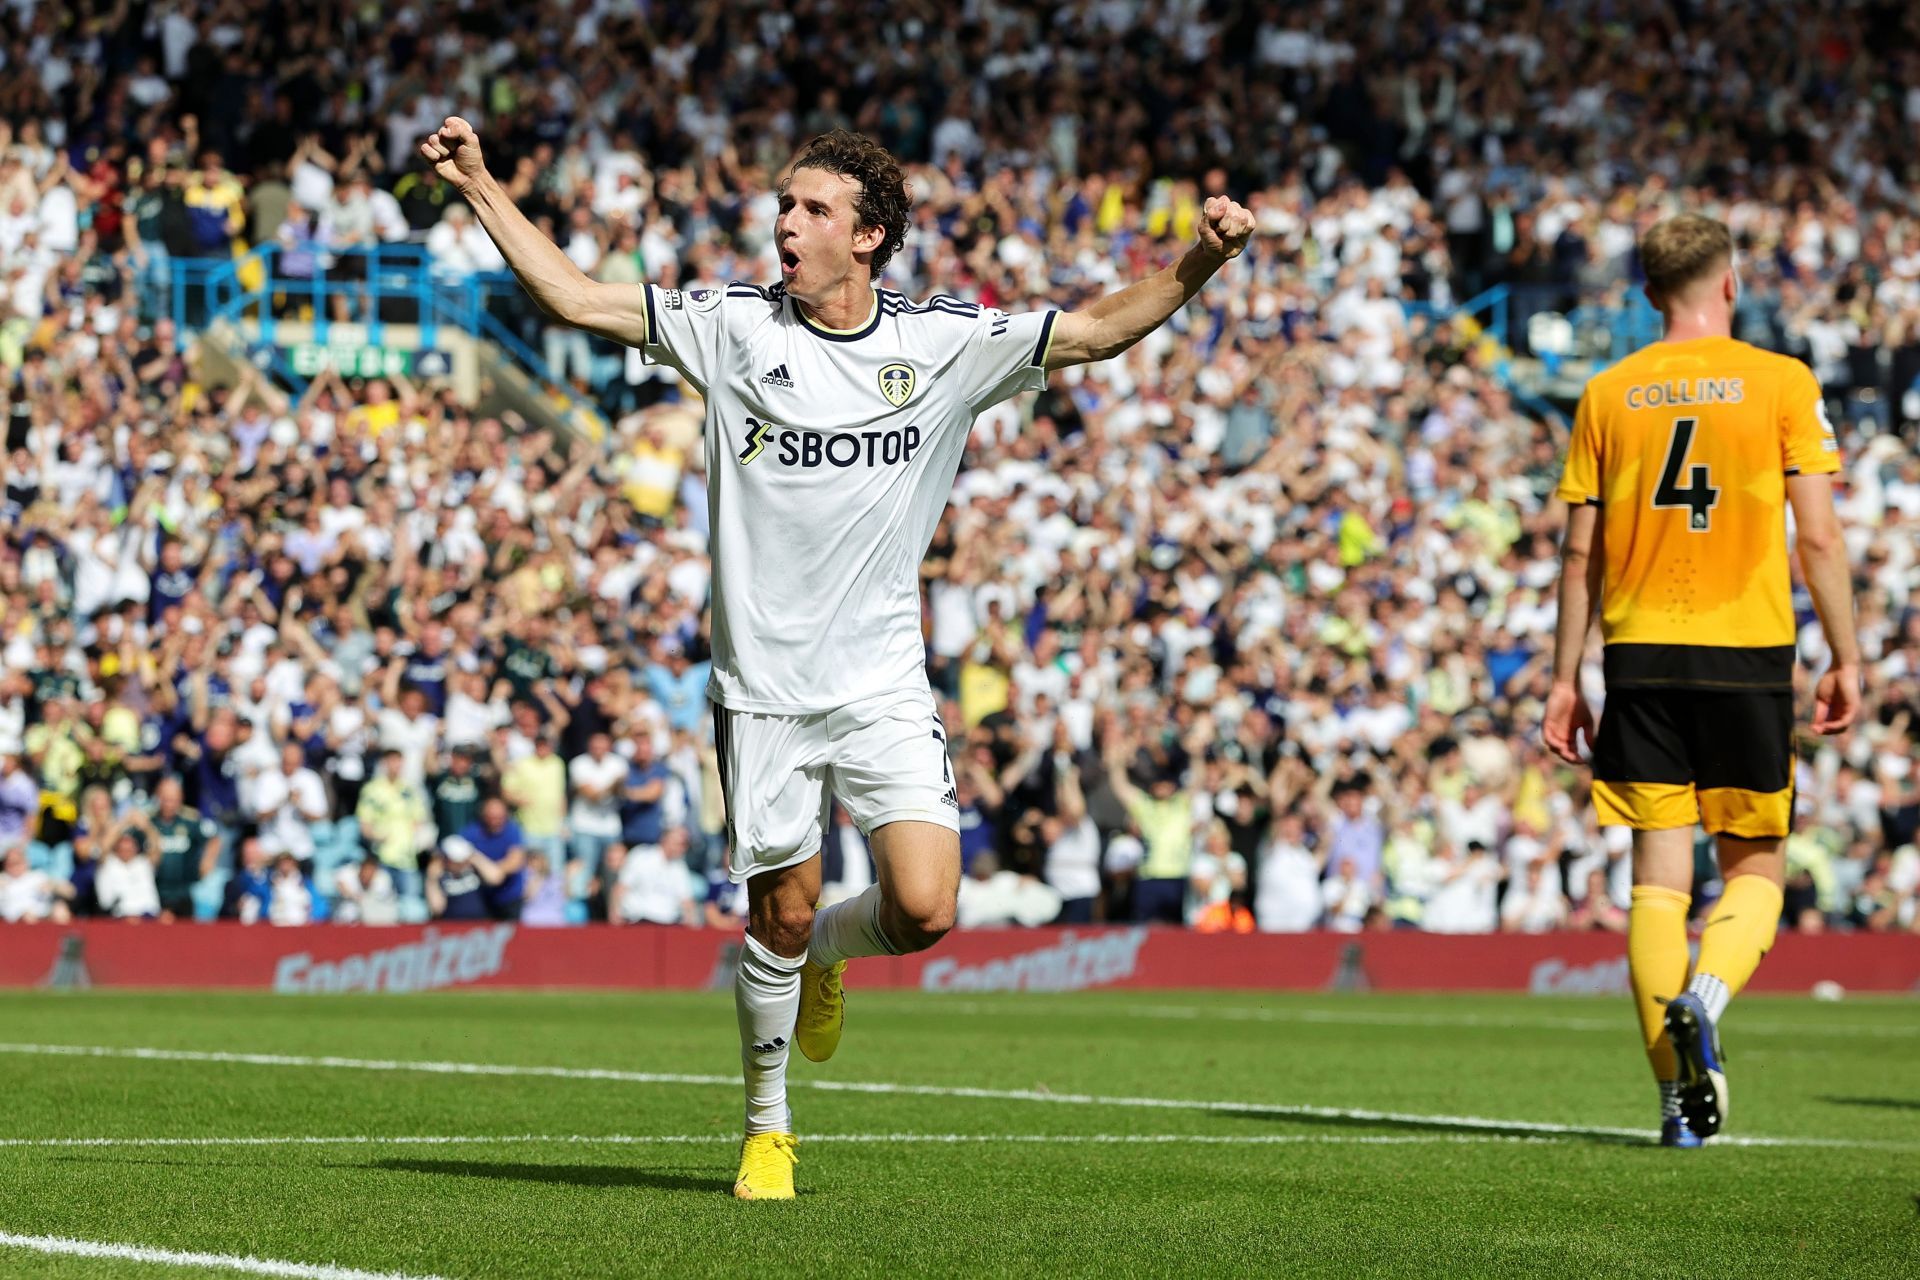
left=878, top=362, right=915, bottom=407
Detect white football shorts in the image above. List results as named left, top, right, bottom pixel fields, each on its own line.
left=713, top=687, right=960, bottom=883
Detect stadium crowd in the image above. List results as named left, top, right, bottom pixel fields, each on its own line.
left=1, top=0, right=1918, bottom=936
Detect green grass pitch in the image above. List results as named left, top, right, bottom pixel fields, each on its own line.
left=0, top=988, right=1914, bottom=1278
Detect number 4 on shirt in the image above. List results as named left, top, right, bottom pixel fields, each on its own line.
left=1652, top=415, right=1719, bottom=531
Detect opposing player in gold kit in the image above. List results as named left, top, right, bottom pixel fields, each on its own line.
left=1545, top=214, right=1861, bottom=1145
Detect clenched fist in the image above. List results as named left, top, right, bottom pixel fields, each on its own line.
left=1196, top=195, right=1255, bottom=262
left=418, top=116, right=488, bottom=193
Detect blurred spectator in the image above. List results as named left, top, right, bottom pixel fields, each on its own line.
left=458, top=796, right=528, bottom=922
left=519, top=851, right=571, bottom=927
left=333, top=857, right=401, bottom=927
left=0, top=754, right=38, bottom=849
left=568, top=731, right=627, bottom=882
left=610, top=830, right=697, bottom=926
left=0, top=844, right=74, bottom=923
left=427, top=837, right=489, bottom=922
left=502, top=733, right=568, bottom=868
left=1189, top=820, right=1252, bottom=931
left=222, top=837, right=274, bottom=924
left=1566, top=866, right=1628, bottom=933
left=356, top=750, right=429, bottom=901
left=95, top=814, right=161, bottom=919
left=954, top=849, right=1063, bottom=928
left=619, top=734, right=674, bottom=850
left=251, top=741, right=328, bottom=863
left=267, top=852, right=317, bottom=926
left=427, top=747, right=489, bottom=851
left=1255, top=810, right=1326, bottom=933
left=1501, top=860, right=1570, bottom=934
left=1104, top=729, right=1195, bottom=925
left=1423, top=842, right=1505, bottom=935
left=146, top=776, right=221, bottom=922
left=1041, top=741, right=1101, bottom=922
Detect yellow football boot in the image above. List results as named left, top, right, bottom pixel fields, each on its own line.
left=796, top=958, right=847, bottom=1062
left=732, top=1132, right=798, bottom=1200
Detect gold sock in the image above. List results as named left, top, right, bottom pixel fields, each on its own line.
left=1629, top=885, right=1691, bottom=1081
left=1693, top=874, right=1784, bottom=1006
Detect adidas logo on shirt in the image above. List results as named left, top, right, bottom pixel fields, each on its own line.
left=759, top=364, right=795, bottom=388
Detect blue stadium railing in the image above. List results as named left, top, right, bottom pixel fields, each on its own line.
left=148, top=245, right=1656, bottom=429
left=141, top=243, right=566, bottom=396
left=1404, top=285, right=1672, bottom=424
left=1564, top=292, right=1665, bottom=367
left=1404, top=284, right=1573, bottom=427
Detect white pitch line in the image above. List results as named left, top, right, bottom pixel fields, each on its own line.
left=0, top=1042, right=1906, bottom=1152
left=921, top=999, right=1920, bottom=1039
left=0, top=1230, right=448, bottom=1280
left=0, top=1132, right=1557, bottom=1150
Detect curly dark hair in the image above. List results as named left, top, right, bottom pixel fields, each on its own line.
left=788, top=129, right=910, bottom=276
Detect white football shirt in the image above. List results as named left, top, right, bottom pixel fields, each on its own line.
left=641, top=282, right=1057, bottom=713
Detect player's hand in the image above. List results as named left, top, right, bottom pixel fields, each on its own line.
left=418, top=116, right=487, bottom=193
left=1542, top=682, right=1596, bottom=765
left=1197, top=196, right=1254, bottom=263
left=1811, top=662, right=1861, bottom=735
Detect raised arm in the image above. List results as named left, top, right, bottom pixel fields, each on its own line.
left=424, top=857, right=448, bottom=916
left=1102, top=730, right=1145, bottom=813
left=418, top=117, right=648, bottom=346
left=1043, top=197, right=1253, bottom=370
left=1054, top=746, right=1087, bottom=824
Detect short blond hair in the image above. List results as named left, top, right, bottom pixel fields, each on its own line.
left=1640, top=214, right=1733, bottom=303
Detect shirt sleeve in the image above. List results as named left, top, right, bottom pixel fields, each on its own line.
left=953, top=306, right=1058, bottom=412
left=1555, top=390, right=1604, bottom=506
left=638, top=284, right=735, bottom=392
left=1780, top=362, right=1841, bottom=477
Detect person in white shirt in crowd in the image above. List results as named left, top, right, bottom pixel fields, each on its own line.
left=1255, top=810, right=1325, bottom=933
left=332, top=856, right=401, bottom=926
left=1041, top=735, right=1101, bottom=923
left=0, top=845, right=74, bottom=922
left=425, top=203, right=506, bottom=278
left=613, top=829, right=699, bottom=926
left=1501, top=859, right=1569, bottom=934
left=1500, top=816, right=1565, bottom=906
left=267, top=852, right=316, bottom=926
left=1321, top=851, right=1376, bottom=933
left=251, top=741, right=330, bottom=862
left=95, top=819, right=163, bottom=919
left=568, top=731, right=628, bottom=887
left=1422, top=840, right=1505, bottom=934
left=376, top=686, right=440, bottom=789
left=1187, top=819, right=1248, bottom=925
left=956, top=850, right=1064, bottom=928
left=442, top=670, right=508, bottom=751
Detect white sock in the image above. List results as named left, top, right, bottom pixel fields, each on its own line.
left=1687, top=972, right=1731, bottom=1023
left=1659, top=1080, right=1682, bottom=1121
left=736, top=933, right=804, bottom=1135
left=807, top=884, right=899, bottom=968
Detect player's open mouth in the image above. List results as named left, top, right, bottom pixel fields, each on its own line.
left=780, top=249, right=800, bottom=275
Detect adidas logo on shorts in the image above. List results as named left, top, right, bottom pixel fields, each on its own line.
left=760, top=364, right=795, bottom=388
